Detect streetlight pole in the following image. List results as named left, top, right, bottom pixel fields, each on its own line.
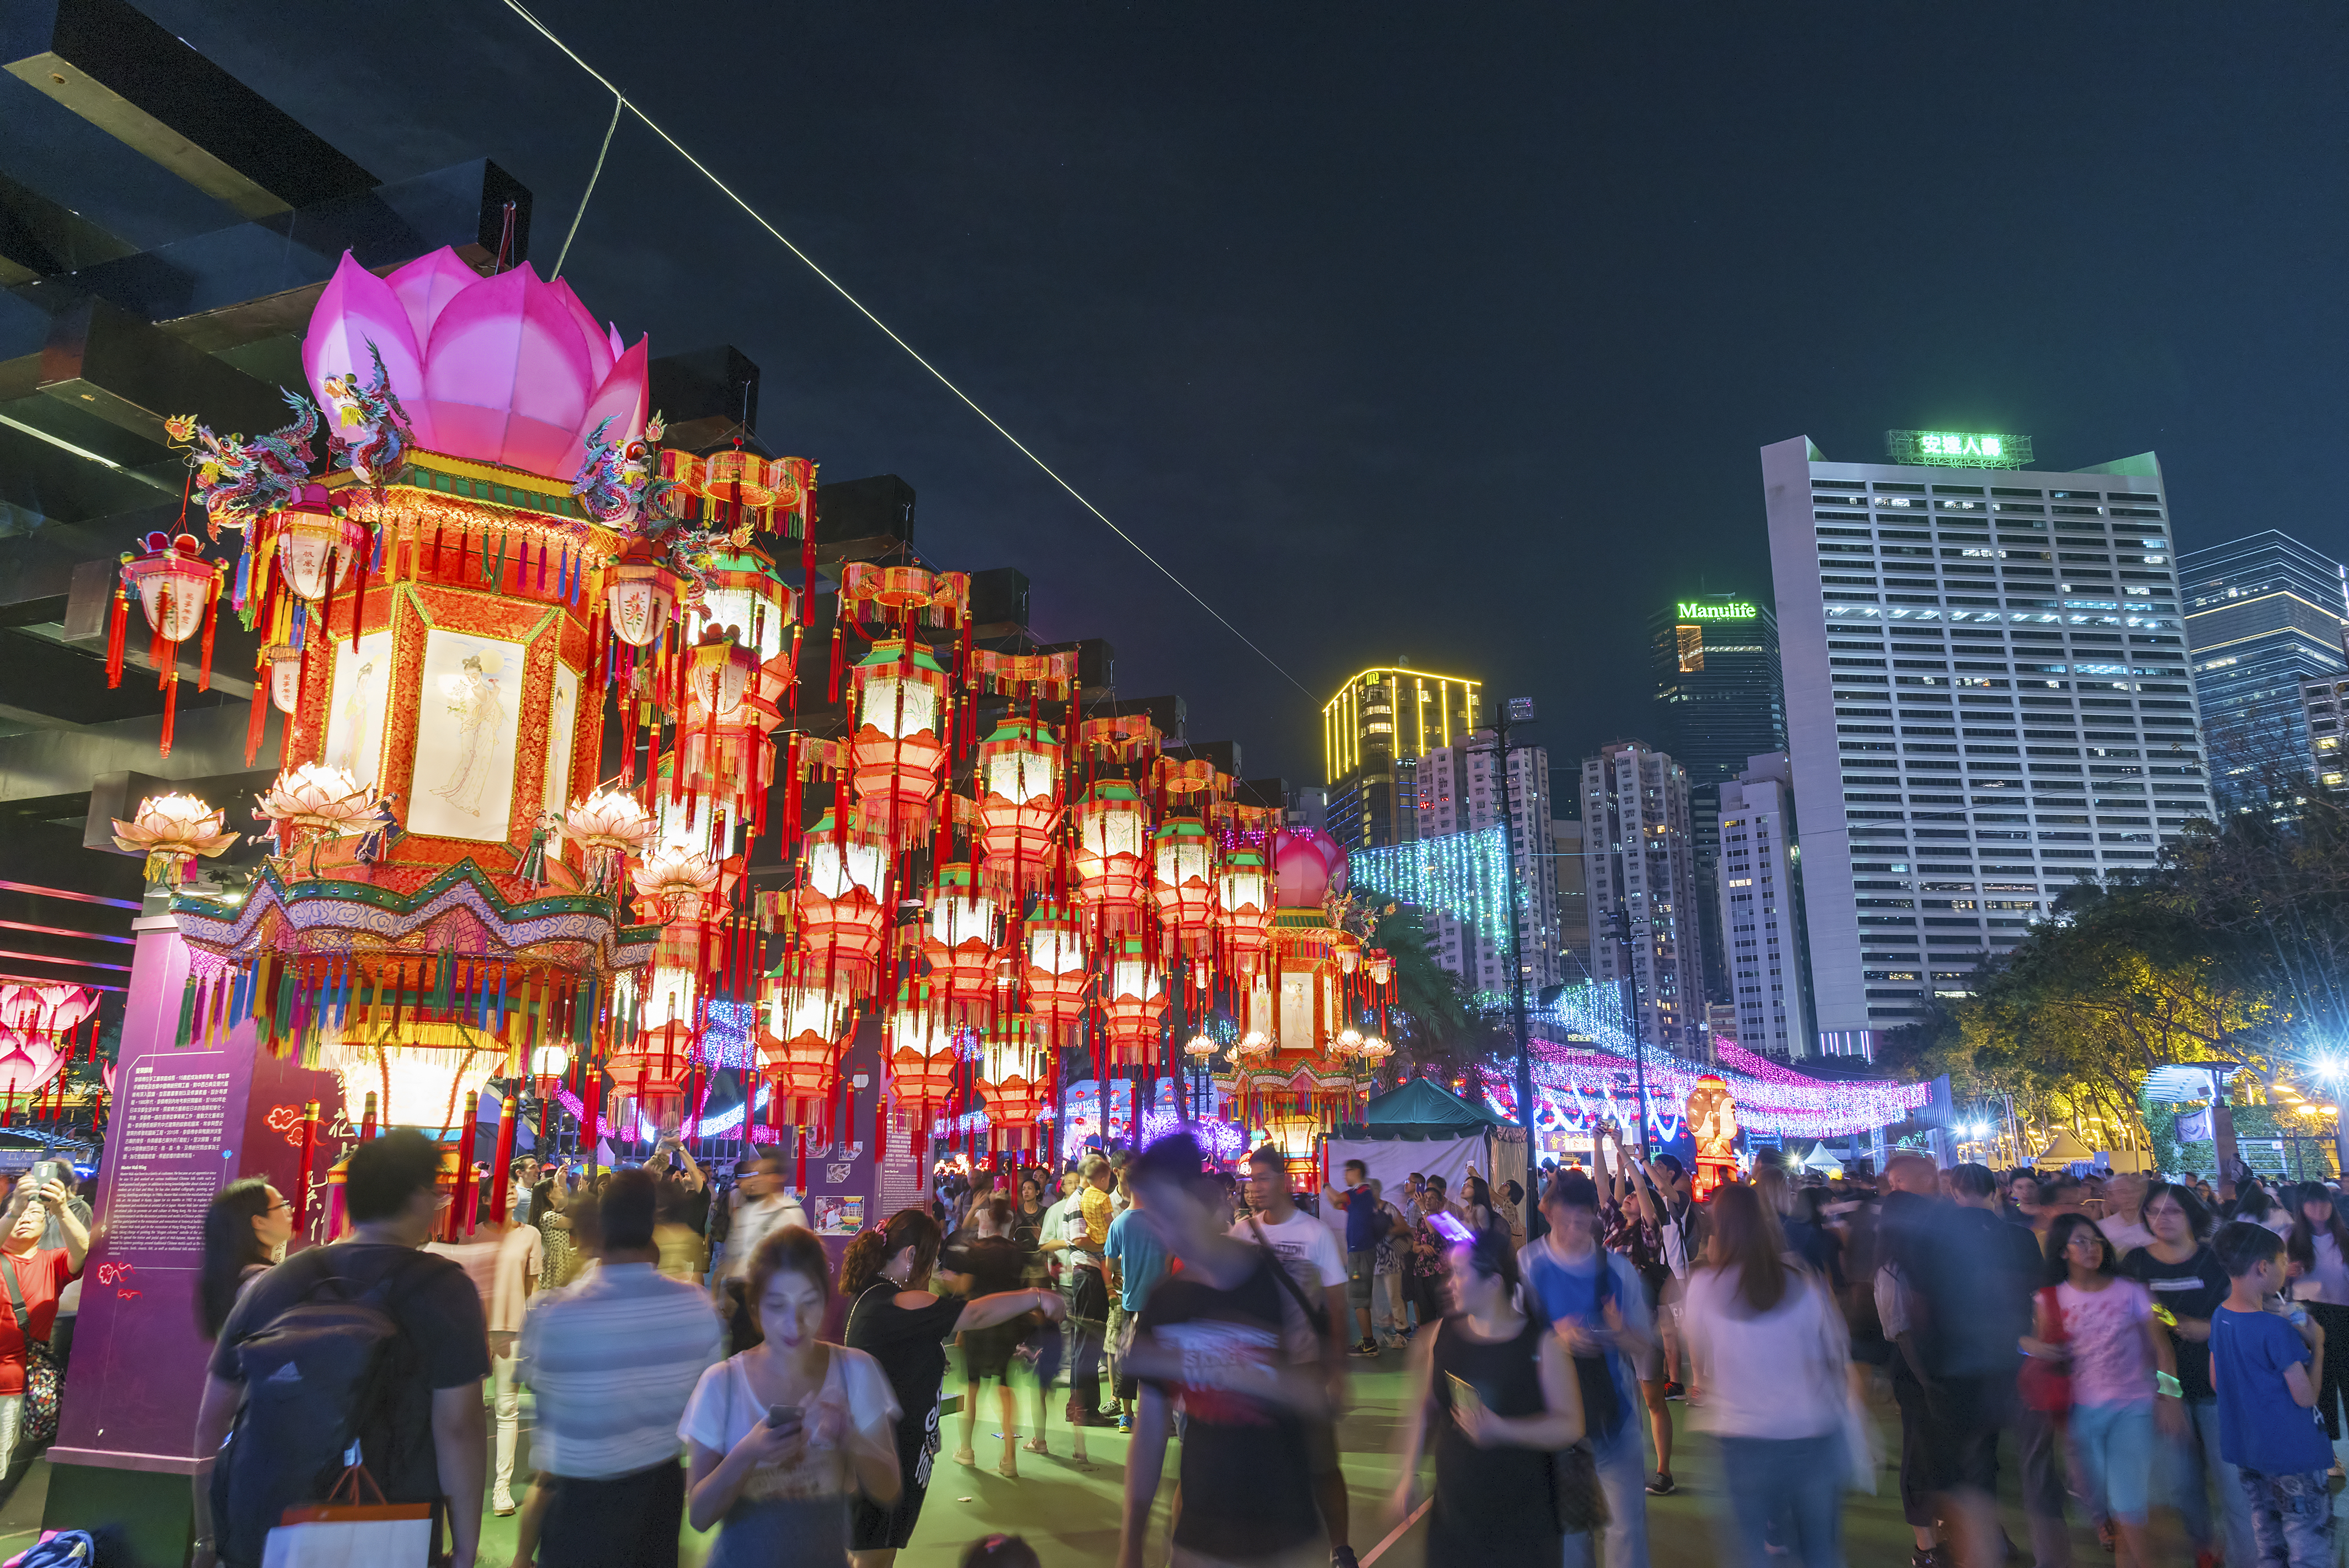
left=1491, top=698, right=1539, bottom=1240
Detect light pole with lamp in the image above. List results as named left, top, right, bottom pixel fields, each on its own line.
left=1481, top=697, right=1540, bottom=1240
left=1183, top=1032, right=1219, bottom=1125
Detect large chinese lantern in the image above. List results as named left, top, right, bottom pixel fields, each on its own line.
left=1101, top=938, right=1166, bottom=1069
left=1151, top=815, right=1219, bottom=962
left=1072, top=779, right=1151, bottom=942
left=883, top=981, right=962, bottom=1155
left=975, top=716, right=1062, bottom=901
left=167, top=249, right=718, bottom=1134
left=1022, top=906, right=1091, bottom=1045
left=979, top=1012, right=1051, bottom=1155
left=847, top=640, right=952, bottom=850
left=787, top=809, right=892, bottom=1006
left=1217, top=847, right=1274, bottom=978
left=922, top=861, right=1001, bottom=1022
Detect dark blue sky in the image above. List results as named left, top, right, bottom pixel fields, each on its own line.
left=16, top=4, right=2345, bottom=789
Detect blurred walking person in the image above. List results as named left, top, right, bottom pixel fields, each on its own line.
left=2118, top=1179, right=2250, bottom=1568
left=1681, top=1183, right=1850, bottom=1568
left=682, top=1229, right=900, bottom=1567
left=518, top=1168, right=722, bottom=1568
left=1522, top=1167, right=1653, bottom=1568
left=841, top=1210, right=1064, bottom=1563
left=2026, top=1214, right=2181, bottom=1568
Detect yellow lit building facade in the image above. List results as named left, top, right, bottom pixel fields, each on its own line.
left=1321, top=667, right=1480, bottom=851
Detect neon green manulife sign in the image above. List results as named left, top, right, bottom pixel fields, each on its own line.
left=1678, top=601, right=1757, bottom=620
left=1885, top=428, right=2034, bottom=470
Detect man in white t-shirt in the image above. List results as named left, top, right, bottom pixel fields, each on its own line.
left=1231, top=1146, right=1357, bottom=1568
left=487, top=1187, right=542, bottom=1515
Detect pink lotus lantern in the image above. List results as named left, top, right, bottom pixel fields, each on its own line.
left=1272, top=827, right=1349, bottom=908
left=0, top=985, right=94, bottom=1105
left=302, top=249, right=650, bottom=487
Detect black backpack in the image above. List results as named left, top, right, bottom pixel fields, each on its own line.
left=212, top=1248, right=429, bottom=1562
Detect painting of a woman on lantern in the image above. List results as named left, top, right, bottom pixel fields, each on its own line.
left=432, top=653, right=507, bottom=817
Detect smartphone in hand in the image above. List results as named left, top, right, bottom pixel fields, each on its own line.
left=767, top=1404, right=803, bottom=1431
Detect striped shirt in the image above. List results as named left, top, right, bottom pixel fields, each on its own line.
left=518, top=1261, right=724, bottom=1479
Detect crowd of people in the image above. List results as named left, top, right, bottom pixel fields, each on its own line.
left=173, top=1123, right=2349, bottom=1568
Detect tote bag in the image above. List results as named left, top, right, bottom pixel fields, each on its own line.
left=260, top=1467, right=431, bottom=1568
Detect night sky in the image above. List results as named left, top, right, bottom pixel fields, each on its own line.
left=14, top=4, right=2345, bottom=793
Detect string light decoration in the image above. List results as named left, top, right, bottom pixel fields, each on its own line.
left=1348, top=824, right=1518, bottom=939
left=1474, top=981, right=1932, bottom=1138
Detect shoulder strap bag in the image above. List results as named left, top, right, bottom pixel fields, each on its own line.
left=0, top=1255, right=59, bottom=1449
left=1243, top=1215, right=1331, bottom=1344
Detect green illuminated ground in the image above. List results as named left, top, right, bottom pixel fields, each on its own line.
left=4, top=1349, right=2319, bottom=1566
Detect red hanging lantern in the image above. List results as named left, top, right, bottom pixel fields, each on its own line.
left=921, top=862, right=1001, bottom=1023
left=113, top=531, right=224, bottom=757
left=1218, top=847, right=1274, bottom=978
left=605, top=548, right=683, bottom=647
left=1151, top=815, right=1219, bottom=961
left=1101, top=937, right=1166, bottom=1069
left=787, top=809, right=891, bottom=1007
left=1022, top=906, right=1090, bottom=1046
left=847, top=639, right=952, bottom=850
left=1072, top=779, right=1151, bottom=942
left=975, top=716, right=1062, bottom=901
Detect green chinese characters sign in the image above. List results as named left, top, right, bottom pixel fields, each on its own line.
left=1677, top=600, right=1756, bottom=620
left=1885, top=429, right=2034, bottom=470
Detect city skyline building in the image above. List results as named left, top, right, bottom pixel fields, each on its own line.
left=1652, top=591, right=1787, bottom=1004
left=2180, top=531, right=2349, bottom=806
left=1320, top=666, right=1480, bottom=851
left=1716, top=751, right=1817, bottom=1058
left=1761, top=431, right=2213, bottom=1052
left=1552, top=816, right=1591, bottom=984
left=1416, top=734, right=1561, bottom=996
left=1582, top=738, right=1706, bottom=1053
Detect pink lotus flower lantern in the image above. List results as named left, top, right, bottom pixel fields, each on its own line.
left=1271, top=827, right=1349, bottom=910
left=0, top=985, right=94, bottom=1102
left=302, top=248, right=650, bottom=489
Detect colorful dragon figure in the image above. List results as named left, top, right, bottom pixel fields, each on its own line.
left=320, top=341, right=416, bottom=502
left=573, top=413, right=720, bottom=602
left=570, top=414, right=678, bottom=526
left=163, top=390, right=320, bottom=539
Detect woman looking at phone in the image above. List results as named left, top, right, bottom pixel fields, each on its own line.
left=681, top=1228, right=902, bottom=1565
left=1390, top=1218, right=1585, bottom=1567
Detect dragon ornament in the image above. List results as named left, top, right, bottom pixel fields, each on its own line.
left=163, top=390, right=321, bottom=539
left=320, top=341, right=417, bottom=502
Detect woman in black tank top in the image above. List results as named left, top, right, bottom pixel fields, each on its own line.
left=1392, top=1227, right=1587, bottom=1566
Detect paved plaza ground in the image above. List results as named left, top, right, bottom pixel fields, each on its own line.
left=2, top=1347, right=2338, bottom=1566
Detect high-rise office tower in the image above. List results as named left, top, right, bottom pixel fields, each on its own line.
left=1761, top=431, right=2213, bottom=1054
left=1415, top=736, right=1561, bottom=996
left=1582, top=740, right=1705, bottom=1053
left=1652, top=593, right=1787, bottom=1003
left=1321, top=667, right=1480, bottom=851
left=1552, top=817, right=1591, bottom=983
left=1716, top=752, right=1817, bottom=1058
left=2301, top=676, right=2349, bottom=789
left=2179, top=532, right=2349, bottom=805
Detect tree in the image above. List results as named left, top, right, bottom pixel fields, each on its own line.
left=1932, top=878, right=2271, bottom=1145
left=1373, top=908, right=1476, bottom=1080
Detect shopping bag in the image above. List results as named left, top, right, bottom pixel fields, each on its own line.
left=260, top=1465, right=431, bottom=1568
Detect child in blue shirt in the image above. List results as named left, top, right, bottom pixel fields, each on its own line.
left=2209, top=1220, right=2334, bottom=1568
